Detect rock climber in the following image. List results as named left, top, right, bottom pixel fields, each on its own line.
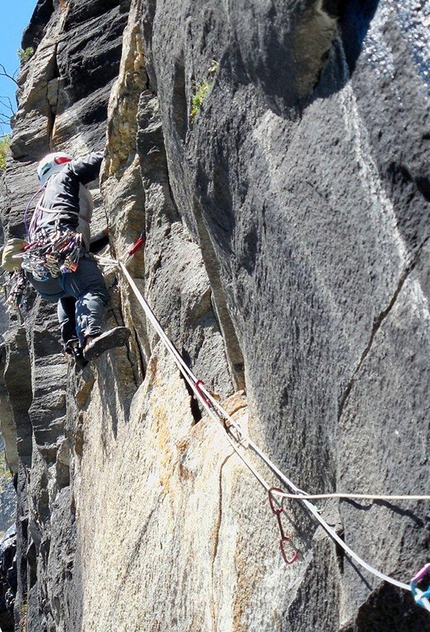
left=2, top=151, right=130, bottom=368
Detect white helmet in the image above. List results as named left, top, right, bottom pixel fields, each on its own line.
left=37, top=152, right=73, bottom=185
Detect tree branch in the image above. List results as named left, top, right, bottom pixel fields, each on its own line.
left=0, top=64, right=18, bottom=86
left=0, top=97, right=14, bottom=116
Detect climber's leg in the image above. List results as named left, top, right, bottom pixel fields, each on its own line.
left=60, top=255, right=109, bottom=347
left=57, top=296, right=78, bottom=350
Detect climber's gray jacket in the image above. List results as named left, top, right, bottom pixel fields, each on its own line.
left=30, top=152, right=103, bottom=249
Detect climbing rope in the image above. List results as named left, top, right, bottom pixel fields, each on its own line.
left=23, top=184, right=45, bottom=236
left=98, top=236, right=430, bottom=609
left=271, top=490, right=430, bottom=502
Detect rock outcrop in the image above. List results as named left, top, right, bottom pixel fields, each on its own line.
left=0, top=526, right=17, bottom=632
left=0, top=0, right=429, bottom=630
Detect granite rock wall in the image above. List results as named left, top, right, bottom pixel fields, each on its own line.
left=0, top=0, right=429, bottom=630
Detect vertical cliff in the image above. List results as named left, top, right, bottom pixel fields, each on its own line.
left=0, top=0, right=429, bottom=630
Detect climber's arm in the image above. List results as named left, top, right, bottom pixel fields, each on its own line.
left=70, top=152, right=104, bottom=185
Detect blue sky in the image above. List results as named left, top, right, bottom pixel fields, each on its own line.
left=0, top=1, right=36, bottom=136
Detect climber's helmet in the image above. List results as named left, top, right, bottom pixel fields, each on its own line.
left=37, top=152, right=73, bottom=185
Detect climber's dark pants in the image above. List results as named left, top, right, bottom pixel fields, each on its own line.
left=26, top=254, right=109, bottom=348
left=57, top=296, right=79, bottom=347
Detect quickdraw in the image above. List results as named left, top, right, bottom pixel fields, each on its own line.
left=268, top=488, right=300, bottom=565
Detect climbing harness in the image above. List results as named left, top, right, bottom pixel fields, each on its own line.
left=21, top=226, right=82, bottom=281
left=3, top=225, right=82, bottom=311
left=20, top=180, right=84, bottom=281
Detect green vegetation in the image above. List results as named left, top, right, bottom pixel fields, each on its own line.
left=190, top=60, right=219, bottom=121
left=18, top=47, right=34, bottom=64
left=0, top=445, right=11, bottom=480
left=0, top=443, right=12, bottom=493
left=191, top=81, right=212, bottom=120
left=0, top=136, right=9, bottom=170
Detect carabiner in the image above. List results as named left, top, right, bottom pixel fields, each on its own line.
left=268, top=488, right=300, bottom=565
left=268, top=487, right=284, bottom=515
left=280, top=536, right=300, bottom=565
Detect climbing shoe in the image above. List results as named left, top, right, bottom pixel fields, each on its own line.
left=73, top=347, right=88, bottom=372
left=65, top=340, right=88, bottom=371
left=83, top=327, right=131, bottom=361
left=64, top=339, right=79, bottom=355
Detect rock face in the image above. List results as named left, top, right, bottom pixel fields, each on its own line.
left=0, top=0, right=429, bottom=630
left=0, top=526, right=17, bottom=632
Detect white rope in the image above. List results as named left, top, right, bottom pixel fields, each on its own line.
left=117, top=262, right=274, bottom=491
left=102, top=253, right=425, bottom=595
left=119, top=262, right=204, bottom=389
left=197, top=383, right=416, bottom=592
left=271, top=491, right=430, bottom=502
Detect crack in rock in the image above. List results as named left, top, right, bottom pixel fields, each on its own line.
left=338, top=241, right=428, bottom=421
